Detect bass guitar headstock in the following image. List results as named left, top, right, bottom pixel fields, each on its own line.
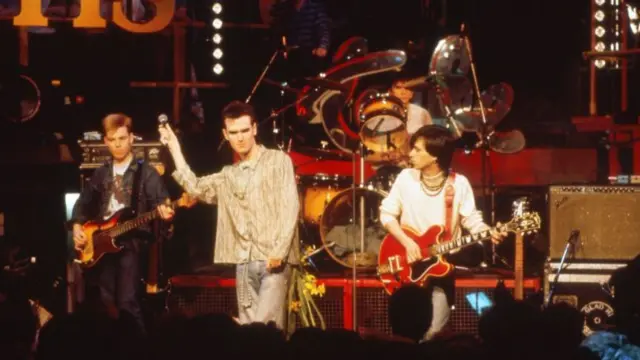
left=176, top=192, right=198, bottom=209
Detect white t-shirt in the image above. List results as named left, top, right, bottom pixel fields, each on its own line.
left=406, top=103, right=433, bottom=135
left=379, top=168, right=489, bottom=240
left=104, top=162, right=130, bottom=219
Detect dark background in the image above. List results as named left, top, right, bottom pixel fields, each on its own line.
left=0, top=0, right=636, bottom=314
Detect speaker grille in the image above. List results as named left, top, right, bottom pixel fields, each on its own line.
left=549, top=185, right=640, bottom=260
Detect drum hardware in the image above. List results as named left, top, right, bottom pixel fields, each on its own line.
left=460, top=24, right=499, bottom=265
left=458, top=24, right=524, bottom=266
left=426, top=26, right=513, bottom=266
left=303, top=77, right=351, bottom=93
left=0, top=73, right=42, bottom=124
left=262, top=78, right=300, bottom=95
left=245, top=40, right=294, bottom=104
left=355, top=89, right=409, bottom=161
left=221, top=41, right=302, bottom=151
left=301, top=241, right=336, bottom=270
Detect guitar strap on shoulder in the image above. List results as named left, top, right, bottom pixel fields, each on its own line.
left=443, top=171, right=456, bottom=241
left=130, top=160, right=144, bottom=216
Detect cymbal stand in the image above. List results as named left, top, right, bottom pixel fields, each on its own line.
left=461, top=24, right=498, bottom=264
left=245, top=47, right=283, bottom=104
left=256, top=93, right=310, bottom=149
left=346, top=140, right=368, bottom=331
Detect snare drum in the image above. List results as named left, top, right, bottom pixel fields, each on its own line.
left=357, top=91, right=409, bottom=157
left=298, top=173, right=352, bottom=225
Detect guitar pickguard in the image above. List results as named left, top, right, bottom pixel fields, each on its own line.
left=409, top=257, right=438, bottom=282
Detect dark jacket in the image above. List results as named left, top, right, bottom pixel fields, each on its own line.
left=70, top=158, right=170, bottom=249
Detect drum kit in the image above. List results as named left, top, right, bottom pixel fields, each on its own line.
left=247, top=28, right=527, bottom=275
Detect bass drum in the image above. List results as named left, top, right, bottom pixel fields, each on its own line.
left=298, top=173, right=352, bottom=225
left=319, top=187, right=388, bottom=269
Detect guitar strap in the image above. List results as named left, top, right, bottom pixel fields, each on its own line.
left=443, top=171, right=456, bottom=241
left=130, top=160, right=144, bottom=216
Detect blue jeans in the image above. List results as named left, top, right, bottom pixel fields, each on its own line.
left=236, top=261, right=290, bottom=329
left=424, top=286, right=451, bottom=341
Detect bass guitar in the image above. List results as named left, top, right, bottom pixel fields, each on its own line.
left=377, top=210, right=541, bottom=295
left=75, top=193, right=196, bottom=268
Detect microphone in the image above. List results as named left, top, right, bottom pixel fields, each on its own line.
left=158, top=113, right=169, bottom=126
left=158, top=114, right=173, bottom=147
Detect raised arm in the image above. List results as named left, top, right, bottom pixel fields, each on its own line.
left=160, top=124, right=222, bottom=204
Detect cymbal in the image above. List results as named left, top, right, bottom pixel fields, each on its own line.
left=453, top=83, right=514, bottom=133
left=454, top=108, right=500, bottom=132
left=488, top=129, right=526, bottom=154
left=429, top=35, right=471, bottom=77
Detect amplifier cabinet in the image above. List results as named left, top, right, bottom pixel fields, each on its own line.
left=167, top=275, right=540, bottom=336
left=79, top=141, right=165, bottom=172
left=548, top=185, right=640, bottom=261
left=544, top=261, right=625, bottom=336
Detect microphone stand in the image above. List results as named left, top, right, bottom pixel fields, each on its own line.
left=461, top=24, right=498, bottom=265
left=545, top=230, right=579, bottom=307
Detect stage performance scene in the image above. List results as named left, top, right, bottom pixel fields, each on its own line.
left=2, top=0, right=640, bottom=359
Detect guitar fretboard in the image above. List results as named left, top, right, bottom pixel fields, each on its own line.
left=110, top=210, right=160, bottom=237
left=109, top=200, right=177, bottom=237
left=431, top=229, right=493, bottom=256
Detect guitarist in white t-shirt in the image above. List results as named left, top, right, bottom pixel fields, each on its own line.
left=379, top=125, right=507, bottom=340
left=70, top=113, right=175, bottom=333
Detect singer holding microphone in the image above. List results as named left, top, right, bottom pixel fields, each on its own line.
left=159, top=101, right=300, bottom=329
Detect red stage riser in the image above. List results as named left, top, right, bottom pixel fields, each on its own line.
left=167, top=276, right=541, bottom=335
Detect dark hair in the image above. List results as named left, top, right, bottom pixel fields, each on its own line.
left=221, top=101, right=256, bottom=126
left=410, top=125, right=455, bottom=171
left=388, top=284, right=433, bottom=342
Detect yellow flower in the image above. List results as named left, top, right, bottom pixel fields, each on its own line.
left=289, top=300, right=301, bottom=312
left=304, top=245, right=316, bottom=256
left=304, top=273, right=316, bottom=282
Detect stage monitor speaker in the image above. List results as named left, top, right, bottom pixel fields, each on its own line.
left=548, top=185, right=640, bottom=261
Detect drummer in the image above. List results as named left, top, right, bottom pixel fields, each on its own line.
left=390, top=77, right=434, bottom=136
left=377, top=77, right=434, bottom=168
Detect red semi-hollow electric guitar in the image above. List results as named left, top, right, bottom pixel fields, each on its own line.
left=377, top=211, right=541, bottom=295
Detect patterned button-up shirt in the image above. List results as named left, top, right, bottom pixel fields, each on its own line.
left=172, top=145, right=300, bottom=265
